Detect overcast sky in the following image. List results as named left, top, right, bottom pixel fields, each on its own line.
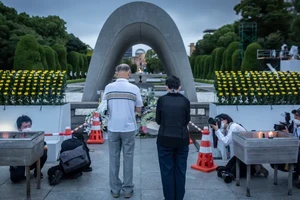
left=2, top=0, right=240, bottom=55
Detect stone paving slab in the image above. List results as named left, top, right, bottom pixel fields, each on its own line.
left=1, top=138, right=300, bottom=200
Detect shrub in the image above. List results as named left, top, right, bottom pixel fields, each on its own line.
left=214, top=47, right=225, bottom=72
left=14, top=34, right=43, bottom=70
left=232, top=49, right=243, bottom=71
left=210, top=48, right=218, bottom=79
left=67, top=51, right=79, bottom=79
left=221, top=49, right=228, bottom=71
left=200, top=56, right=207, bottom=79
left=54, top=51, right=61, bottom=70
left=241, top=43, right=263, bottom=71
left=190, top=56, right=196, bottom=74
left=67, top=64, right=73, bottom=79
left=44, top=46, right=56, bottom=70
left=130, top=63, right=137, bottom=73
left=203, top=56, right=211, bottom=79
left=39, top=46, right=48, bottom=70
left=225, top=41, right=239, bottom=71
left=52, top=44, right=67, bottom=70
left=194, top=56, right=202, bottom=78
left=83, top=55, right=88, bottom=77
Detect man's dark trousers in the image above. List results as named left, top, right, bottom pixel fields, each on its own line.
left=157, top=144, right=189, bottom=200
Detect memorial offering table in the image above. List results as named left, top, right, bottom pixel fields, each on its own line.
left=233, top=131, right=299, bottom=197
left=0, top=131, right=44, bottom=200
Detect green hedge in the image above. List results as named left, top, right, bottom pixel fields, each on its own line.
left=209, top=49, right=217, bottom=79
left=54, top=51, right=61, bottom=70
left=14, top=34, right=43, bottom=70
left=67, top=51, right=79, bottom=79
left=83, top=55, right=88, bottom=77
left=221, top=49, right=228, bottom=71
left=44, top=46, right=56, bottom=70
left=214, top=47, right=225, bottom=72
left=241, top=42, right=263, bottom=71
left=52, top=44, right=67, bottom=71
left=225, top=41, right=239, bottom=71
left=39, top=45, right=48, bottom=70
left=232, top=49, right=243, bottom=71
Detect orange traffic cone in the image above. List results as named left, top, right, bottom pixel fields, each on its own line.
left=191, top=126, right=217, bottom=172
left=87, top=111, right=104, bottom=144
left=65, top=126, right=71, bottom=135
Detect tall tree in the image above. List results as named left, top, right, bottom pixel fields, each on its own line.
left=66, top=33, right=88, bottom=54
left=234, top=0, right=293, bottom=39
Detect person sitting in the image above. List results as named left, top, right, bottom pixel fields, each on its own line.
left=211, top=114, right=269, bottom=180
left=47, top=132, right=92, bottom=185
left=10, top=115, right=48, bottom=183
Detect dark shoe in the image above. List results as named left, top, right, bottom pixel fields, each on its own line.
left=110, top=190, right=120, bottom=198
left=34, top=171, right=43, bottom=179
left=49, top=170, right=63, bottom=186
left=82, top=167, right=93, bottom=172
left=124, top=190, right=134, bottom=198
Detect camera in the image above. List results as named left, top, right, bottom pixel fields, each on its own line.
left=274, top=112, right=291, bottom=131
left=208, top=117, right=221, bottom=127
left=218, top=171, right=234, bottom=183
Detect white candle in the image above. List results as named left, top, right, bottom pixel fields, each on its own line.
left=268, top=131, right=274, bottom=138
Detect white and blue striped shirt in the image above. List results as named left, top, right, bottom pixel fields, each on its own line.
left=103, top=78, right=143, bottom=132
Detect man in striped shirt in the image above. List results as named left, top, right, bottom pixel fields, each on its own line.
left=103, top=64, right=143, bottom=198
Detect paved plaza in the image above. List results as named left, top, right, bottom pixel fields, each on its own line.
left=0, top=137, right=300, bottom=200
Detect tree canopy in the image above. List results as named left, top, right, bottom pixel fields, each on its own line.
left=0, top=1, right=89, bottom=74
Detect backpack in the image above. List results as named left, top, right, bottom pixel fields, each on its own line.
left=59, top=145, right=89, bottom=173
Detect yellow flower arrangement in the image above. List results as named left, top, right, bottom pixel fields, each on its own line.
left=215, top=71, right=300, bottom=105
left=0, top=70, right=67, bottom=105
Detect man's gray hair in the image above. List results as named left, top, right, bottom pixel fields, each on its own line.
left=116, top=64, right=131, bottom=72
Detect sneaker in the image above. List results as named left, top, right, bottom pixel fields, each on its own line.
left=110, top=190, right=120, bottom=198
left=124, top=190, right=134, bottom=198
left=49, top=170, right=63, bottom=186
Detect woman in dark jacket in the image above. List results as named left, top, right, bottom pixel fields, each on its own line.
left=156, top=76, right=190, bottom=200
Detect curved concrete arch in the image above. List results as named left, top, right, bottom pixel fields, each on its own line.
left=82, top=2, right=197, bottom=102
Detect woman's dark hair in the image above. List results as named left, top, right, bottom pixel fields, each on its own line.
left=16, top=115, right=32, bottom=129
left=166, top=75, right=181, bottom=90
left=216, top=113, right=233, bottom=124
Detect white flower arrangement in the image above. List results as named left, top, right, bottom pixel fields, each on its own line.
left=84, top=88, right=158, bottom=135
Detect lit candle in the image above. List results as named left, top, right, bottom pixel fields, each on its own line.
left=268, top=131, right=274, bottom=138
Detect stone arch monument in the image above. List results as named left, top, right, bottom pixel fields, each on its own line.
left=82, top=2, right=197, bottom=102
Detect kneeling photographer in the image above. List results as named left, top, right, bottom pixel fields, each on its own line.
left=210, top=114, right=269, bottom=183
left=273, top=108, right=300, bottom=188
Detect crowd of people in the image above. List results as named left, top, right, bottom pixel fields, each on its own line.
left=8, top=63, right=300, bottom=200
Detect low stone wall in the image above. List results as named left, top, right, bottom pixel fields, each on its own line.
left=70, top=102, right=98, bottom=132
left=70, top=102, right=210, bottom=134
